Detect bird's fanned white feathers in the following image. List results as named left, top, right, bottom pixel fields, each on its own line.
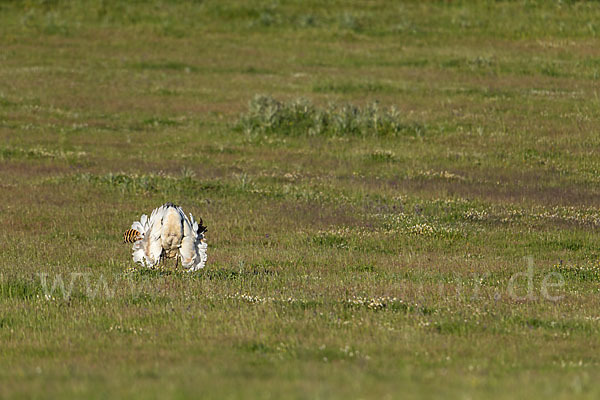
left=179, top=212, right=207, bottom=271
left=129, top=203, right=207, bottom=270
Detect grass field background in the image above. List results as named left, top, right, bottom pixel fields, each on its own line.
left=2, top=0, right=600, bottom=398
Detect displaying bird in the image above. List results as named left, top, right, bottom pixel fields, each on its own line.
left=124, top=202, right=207, bottom=271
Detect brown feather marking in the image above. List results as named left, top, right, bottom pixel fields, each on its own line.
left=123, top=229, right=142, bottom=243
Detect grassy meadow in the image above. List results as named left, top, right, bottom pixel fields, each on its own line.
left=3, top=0, right=600, bottom=398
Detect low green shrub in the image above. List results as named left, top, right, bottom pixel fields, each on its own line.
left=237, top=95, right=426, bottom=137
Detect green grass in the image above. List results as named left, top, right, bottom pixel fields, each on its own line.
left=3, top=0, right=600, bottom=398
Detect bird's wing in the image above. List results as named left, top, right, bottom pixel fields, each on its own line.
left=131, top=205, right=168, bottom=266
left=179, top=212, right=207, bottom=271
left=147, top=205, right=168, bottom=264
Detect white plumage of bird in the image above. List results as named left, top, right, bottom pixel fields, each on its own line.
left=124, top=202, right=207, bottom=271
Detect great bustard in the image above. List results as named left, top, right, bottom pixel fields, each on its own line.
left=123, top=202, right=207, bottom=271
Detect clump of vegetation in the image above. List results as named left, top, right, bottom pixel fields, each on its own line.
left=368, top=149, right=396, bottom=162
left=237, top=95, right=425, bottom=137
